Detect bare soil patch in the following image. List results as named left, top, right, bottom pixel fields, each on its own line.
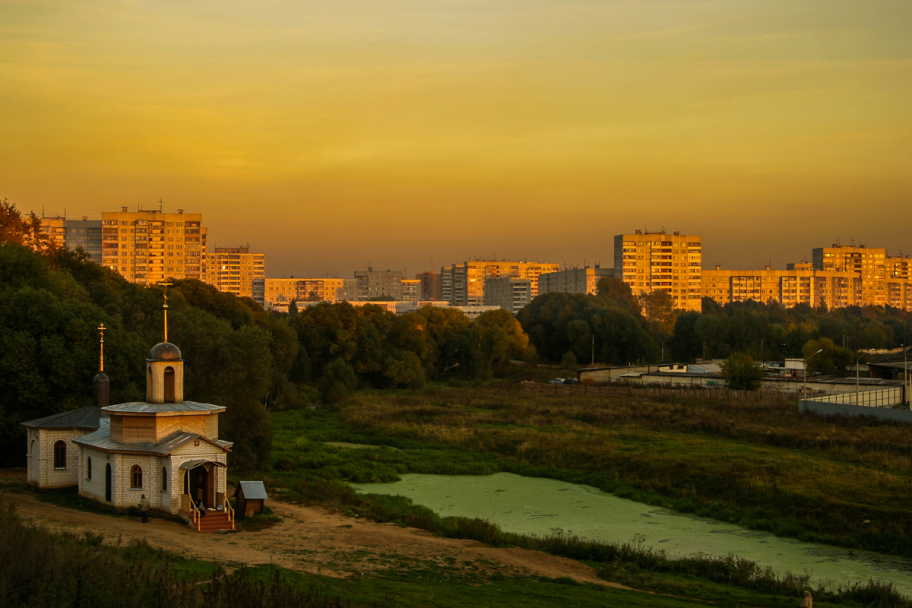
left=0, top=470, right=625, bottom=590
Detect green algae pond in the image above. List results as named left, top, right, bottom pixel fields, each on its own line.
left=351, top=472, right=912, bottom=596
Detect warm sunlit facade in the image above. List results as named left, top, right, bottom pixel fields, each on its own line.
left=98, top=209, right=207, bottom=285
left=613, top=231, right=703, bottom=312
left=400, top=279, right=421, bottom=302
left=701, top=267, right=863, bottom=309
left=204, top=246, right=265, bottom=299
left=256, top=277, right=357, bottom=310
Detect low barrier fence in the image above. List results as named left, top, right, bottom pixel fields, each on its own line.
left=799, top=386, right=911, bottom=423
left=802, top=386, right=904, bottom=408
left=522, top=382, right=795, bottom=401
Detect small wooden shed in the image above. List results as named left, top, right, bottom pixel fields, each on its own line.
left=233, top=481, right=268, bottom=519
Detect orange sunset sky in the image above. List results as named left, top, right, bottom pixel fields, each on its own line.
left=1, top=0, right=910, bottom=277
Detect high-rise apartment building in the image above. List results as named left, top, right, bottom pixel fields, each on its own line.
left=100, top=208, right=207, bottom=285
left=813, top=245, right=886, bottom=307
left=484, top=277, right=532, bottom=314
left=40, top=217, right=103, bottom=262
left=400, top=279, right=421, bottom=301
left=440, top=260, right=560, bottom=306
left=205, top=246, right=265, bottom=299
left=354, top=269, right=402, bottom=300
left=614, top=231, right=702, bottom=312
left=415, top=271, right=441, bottom=301
left=538, top=266, right=614, bottom=296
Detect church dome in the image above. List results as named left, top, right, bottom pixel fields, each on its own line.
left=149, top=342, right=182, bottom=361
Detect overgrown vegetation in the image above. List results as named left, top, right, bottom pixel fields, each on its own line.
left=263, top=384, right=912, bottom=560
left=0, top=495, right=382, bottom=608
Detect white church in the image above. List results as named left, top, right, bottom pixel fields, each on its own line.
left=23, top=323, right=236, bottom=532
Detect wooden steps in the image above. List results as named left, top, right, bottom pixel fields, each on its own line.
left=195, top=510, right=234, bottom=533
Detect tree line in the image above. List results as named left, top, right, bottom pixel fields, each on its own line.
left=3, top=199, right=911, bottom=467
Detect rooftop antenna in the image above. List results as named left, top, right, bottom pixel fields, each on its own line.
left=159, top=198, right=163, bottom=212
left=98, top=323, right=106, bottom=372
left=159, top=282, right=173, bottom=342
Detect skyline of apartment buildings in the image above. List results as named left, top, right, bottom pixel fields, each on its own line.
left=37, top=211, right=912, bottom=314
left=440, top=260, right=560, bottom=306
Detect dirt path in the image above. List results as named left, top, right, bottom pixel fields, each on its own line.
left=0, top=472, right=626, bottom=590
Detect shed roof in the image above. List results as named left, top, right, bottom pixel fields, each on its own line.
left=21, top=406, right=104, bottom=430
left=102, top=401, right=226, bottom=415
left=235, top=481, right=268, bottom=500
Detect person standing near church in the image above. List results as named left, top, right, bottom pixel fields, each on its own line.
left=139, top=494, right=150, bottom=523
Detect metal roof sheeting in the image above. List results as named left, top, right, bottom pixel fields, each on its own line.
left=102, top=401, right=225, bottom=414
left=22, top=406, right=103, bottom=430
left=73, top=425, right=230, bottom=455
left=236, top=481, right=268, bottom=501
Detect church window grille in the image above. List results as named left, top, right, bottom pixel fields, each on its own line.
left=87, top=457, right=92, bottom=480
left=54, top=441, right=66, bottom=469
left=162, top=467, right=168, bottom=491
left=131, top=465, right=143, bottom=489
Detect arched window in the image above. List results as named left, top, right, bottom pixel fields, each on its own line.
left=54, top=441, right=67, bottom=469
left=130, top=465, right=143, bottom=489
left=162, top=467, right=168, bottom=492
left=164, top=366, right=175, bottom=403
left=87, top=457, right=93, bottom=480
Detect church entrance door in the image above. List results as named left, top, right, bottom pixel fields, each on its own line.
left=188, top=466, right=212, bottom=508
left=105, top=464, right=112, bottom=502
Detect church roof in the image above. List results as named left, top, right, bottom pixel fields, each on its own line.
left=21, top=406, right=105, bottom=430
left=73, top=419, right=233, bottom=454
left=102, top=401, right=226, bottom=414
left=148, top=341, right=182, bottom=361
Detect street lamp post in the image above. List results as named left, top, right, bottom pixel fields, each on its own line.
left=856, top=353, right=864, bottom=406
left=905, top=345, right=909, bottom=407
left=804, top=348, right=823, bottom=397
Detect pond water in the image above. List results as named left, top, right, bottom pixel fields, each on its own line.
left=350, top=472, right=912, bottom=595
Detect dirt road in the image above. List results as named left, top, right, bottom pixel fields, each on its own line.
left=0, top=472, right=624, bottom=589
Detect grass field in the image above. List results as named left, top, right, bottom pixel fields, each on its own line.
left=247, top=380, right=912, bottom=606
left=266, top=382, right=912, bottom=556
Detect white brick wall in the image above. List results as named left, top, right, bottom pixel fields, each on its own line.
left=169, top=442, right=229, bottom=514
left=27, top=428, right=91, bottom=488
left=78, top=447, right=109, bottom=501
